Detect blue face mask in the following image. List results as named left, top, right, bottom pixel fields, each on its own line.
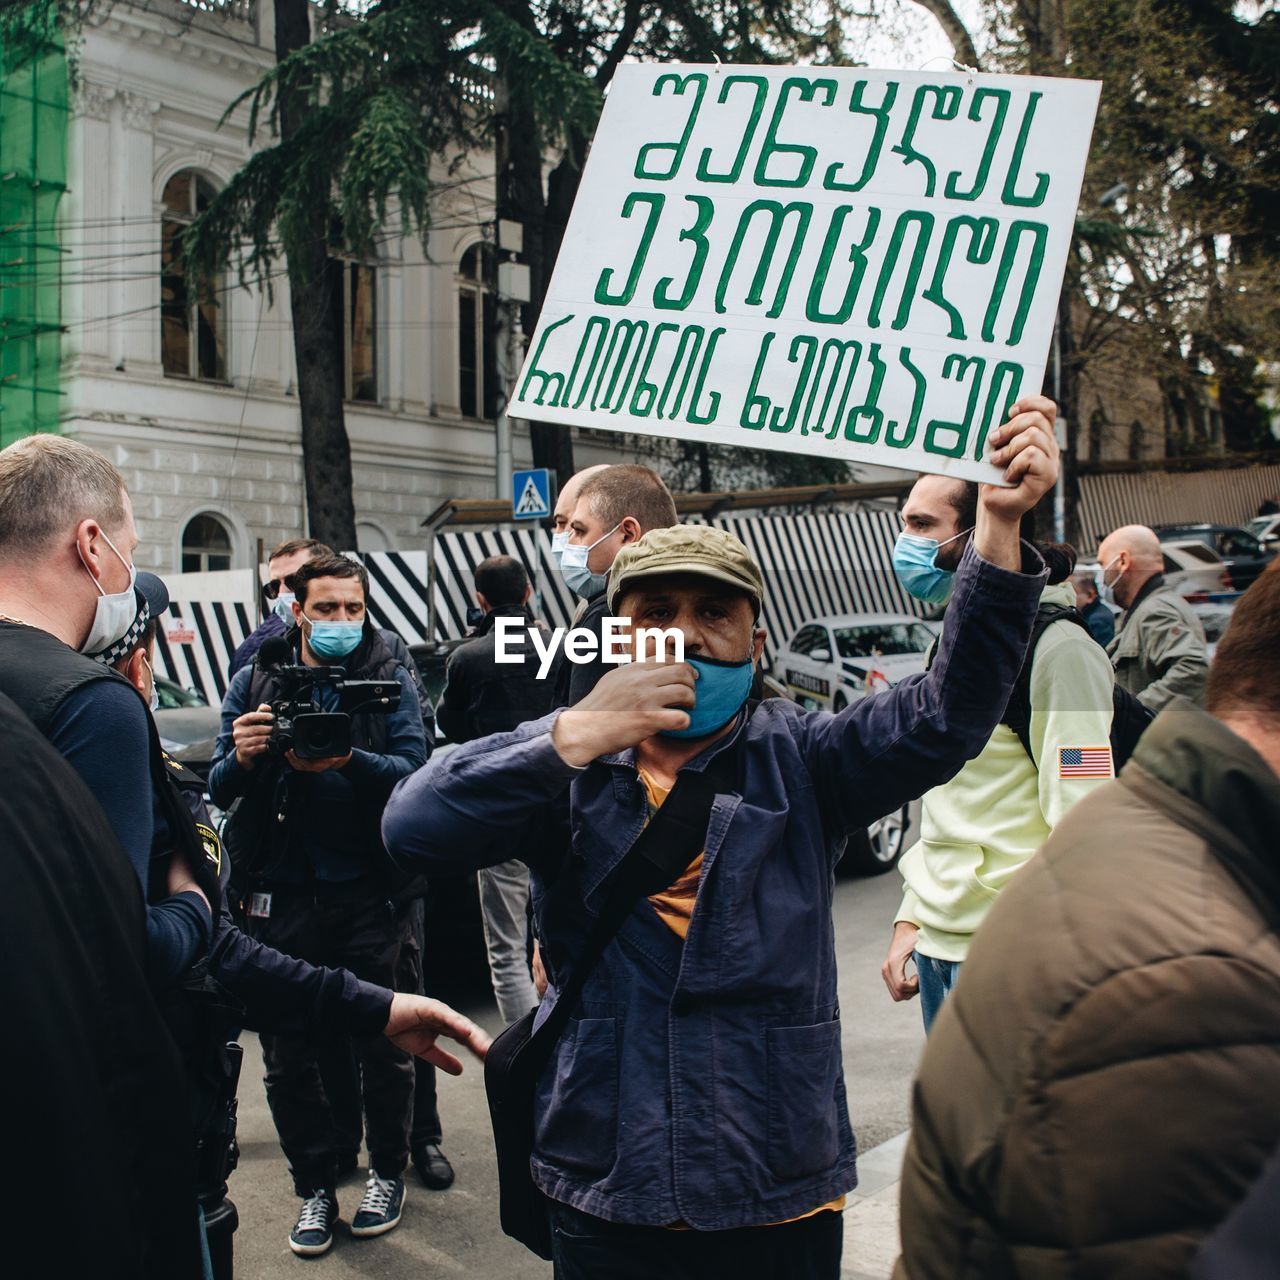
left=892, top=528, right=971, bottom=606
left=550, top=529, right=570, bottom=570
left=302, top=613, right=364, bottom=660
left=560, top=523, right=621, bottom=598
left=659, top=654, right=755, bottom=740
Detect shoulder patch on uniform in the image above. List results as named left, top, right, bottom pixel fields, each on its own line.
left=195, top=822, right=222, bottom=874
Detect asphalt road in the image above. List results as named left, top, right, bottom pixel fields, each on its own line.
left=230, top=825, right=924, bottom=1278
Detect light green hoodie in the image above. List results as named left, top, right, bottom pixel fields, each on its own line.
left=897, top=580, right=1115, bottom=962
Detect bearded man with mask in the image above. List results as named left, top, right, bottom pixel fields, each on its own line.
left=882, top=478, right=1115, bottom=1031
left=383, top=396, right=1059, bottom=1279
left=0, top=435, right=213, bottom=986
left=210, top=553, right=428, bottom=1254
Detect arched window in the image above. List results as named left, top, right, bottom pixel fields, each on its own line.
left=181, top=512, right=233, bottom=572
left=356, top=521, right=389, bottom=552
left=457, top=243, right=497, bottom=419
left=1128, top=419, right=1144, bottom=461
left=1087, top=408, right=1106, bottom=462
left=328, top=256, right=378, bottom=403
left=161, top=171, right=226, bottom=381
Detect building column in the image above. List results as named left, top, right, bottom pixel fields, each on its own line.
left=64, top=81, right=116, bottom=371
left=113, top=91, right=161, bottom=373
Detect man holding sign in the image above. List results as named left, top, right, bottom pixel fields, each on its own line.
left=384, top=398, right=1058, bottom=1276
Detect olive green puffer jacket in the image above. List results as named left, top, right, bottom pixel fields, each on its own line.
left=894, top=699, right=1280, bottom=1280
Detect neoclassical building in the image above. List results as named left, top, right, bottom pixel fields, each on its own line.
left=55, top=0, right=598, bottom=572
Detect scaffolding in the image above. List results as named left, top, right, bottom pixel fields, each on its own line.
left=0, top=8, right=67, bottom=448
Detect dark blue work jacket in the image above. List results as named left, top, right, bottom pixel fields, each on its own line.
left=383, top=543, right=1046, bottom=1229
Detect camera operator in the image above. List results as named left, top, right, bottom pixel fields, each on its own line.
left=113, top=571, right=486, bottom=1273
left=226, top=533, right=442, bottom=1189
left=209, top=554, right=429, bottom=1255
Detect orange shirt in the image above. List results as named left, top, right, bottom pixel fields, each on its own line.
left=637, top=769, right=846, bottom=1224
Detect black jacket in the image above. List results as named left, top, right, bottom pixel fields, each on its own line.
left=437, top=605, right=558, bottom=742
left=552, top=590, right=613, bottom=708
left=214, top=624, right=427, bottom=886
left=162, top=755, right=391, bottom=1038
left=0, top=693, right=203, bottom=1279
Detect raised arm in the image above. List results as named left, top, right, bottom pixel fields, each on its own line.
left=806, top=540, right=1046, bottom=834
left=381, top=711, right=573, bottom=875
left=805, top=396, right=1060, bottom=835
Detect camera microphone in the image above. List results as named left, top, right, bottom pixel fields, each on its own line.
left=258, top=636, right=291, bottom=668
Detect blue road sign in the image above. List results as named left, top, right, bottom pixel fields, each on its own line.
left=512, top=468, right=552, bottom=520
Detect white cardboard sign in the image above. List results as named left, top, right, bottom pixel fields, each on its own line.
left=512, top=64, right=1100, bottom=483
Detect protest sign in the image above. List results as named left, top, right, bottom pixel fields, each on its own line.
left=511, top=64, right=1100, bottom=483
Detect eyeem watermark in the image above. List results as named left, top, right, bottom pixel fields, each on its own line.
left=493, top=616, right=685, bottom=679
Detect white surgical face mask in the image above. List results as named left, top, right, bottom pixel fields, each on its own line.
left=272, top=592, right=297, bottom=624
left=1096, top=555, right=1122, bottom=609
left=78, top=530, right=138, bottom=656
left=560, top=523, right=621, bottom=598
left=550, top=529, right=570, bottom=570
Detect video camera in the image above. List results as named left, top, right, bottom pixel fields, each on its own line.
left=256, top=637, right=401, bottom=760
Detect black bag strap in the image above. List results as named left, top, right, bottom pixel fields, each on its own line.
left=1002, top=604, right=1090, bottom=763
left=531, top=730, right=743, bottom=1059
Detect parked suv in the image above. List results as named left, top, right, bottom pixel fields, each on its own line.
left=1245, top=513, right=1280, bottom=554
left=1155, top=523, right=1274, bottom=590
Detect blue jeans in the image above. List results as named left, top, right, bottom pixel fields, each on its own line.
left=915, top=952, right=962, bottom=1033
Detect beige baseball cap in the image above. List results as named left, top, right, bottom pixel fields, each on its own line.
left=607, top=525, right=764, bottom=615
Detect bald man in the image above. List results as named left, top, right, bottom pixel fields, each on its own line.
left=1097, top=524, right=1208, bottom=710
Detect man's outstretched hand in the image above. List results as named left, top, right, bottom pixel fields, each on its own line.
left=384, top=994, right=492, bottom=1075
left=974, top=395, right=1061, bottom=571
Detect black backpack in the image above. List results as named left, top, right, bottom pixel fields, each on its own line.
left=1003, top=604, right=1154, bottom=770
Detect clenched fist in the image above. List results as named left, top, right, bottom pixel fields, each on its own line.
left=552, top=655, right=697, bottom=767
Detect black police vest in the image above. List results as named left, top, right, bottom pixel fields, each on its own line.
left=0, top=622, right=220, bottom=910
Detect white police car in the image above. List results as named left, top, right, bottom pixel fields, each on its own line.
left=775, top=612, right=936, bottom=711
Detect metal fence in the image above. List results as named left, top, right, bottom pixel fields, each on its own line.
left=154, top=510, right=922, bottom=704
left=1076, top=464, right=1280, bottom=550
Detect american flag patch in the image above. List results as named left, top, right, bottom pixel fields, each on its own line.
left=1059, top=746, right=1112, bottom=778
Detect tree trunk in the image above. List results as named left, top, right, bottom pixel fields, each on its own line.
left=497, top=6, right=578, bottom=490
left=1050, top=288, right=1081, bottom=544
left=910, top=0, right=982, bottom=69
left=274, top=0, right=357, bottom=550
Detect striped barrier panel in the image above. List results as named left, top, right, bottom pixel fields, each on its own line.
left=154, top=511, right=921, bottom=703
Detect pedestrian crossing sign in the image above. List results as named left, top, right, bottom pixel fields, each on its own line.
left=512, top=468, right=553, bottom=520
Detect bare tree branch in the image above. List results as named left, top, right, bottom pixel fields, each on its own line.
left=909, top=0, right=981, bottom=69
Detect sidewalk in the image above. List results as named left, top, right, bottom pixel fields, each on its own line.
left=231, top=1023, right=909, bottom=1278
left=842, top=1130, right=908, bottom=1280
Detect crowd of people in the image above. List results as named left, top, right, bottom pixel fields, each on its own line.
left=1, top=407, right=1277, bottom=1280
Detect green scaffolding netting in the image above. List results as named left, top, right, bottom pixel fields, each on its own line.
left=0, top=8, right=67, bottom=448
